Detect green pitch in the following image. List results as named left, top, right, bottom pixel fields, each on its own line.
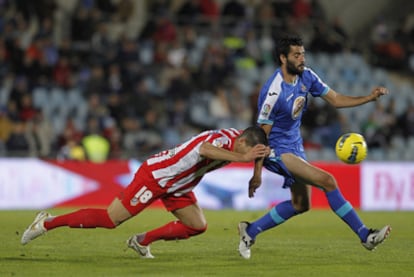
left=1, top=209, right=413, bottom=277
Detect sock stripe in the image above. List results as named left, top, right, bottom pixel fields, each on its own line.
left=269, top=207, right=285, bottom=224
left=335, top=202, right=352, bottom=218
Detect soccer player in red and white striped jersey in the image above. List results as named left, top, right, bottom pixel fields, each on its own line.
left=21, top=126, right=269, bottom=258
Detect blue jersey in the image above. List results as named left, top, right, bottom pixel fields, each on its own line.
left=257, top=67, right=329, bottom=149
left=257, top=67, right=329, bottom=187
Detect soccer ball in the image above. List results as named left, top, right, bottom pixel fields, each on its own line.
left=335, top=133, right=367, bottom=164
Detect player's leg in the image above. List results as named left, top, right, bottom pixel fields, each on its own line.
left=282, top=153, right=391, bottom=249
left=244, top=181, right=309, bottom=239
left=127, top=192, right=205, bottom=258
left=21, top=198, right=134, bottom=245
left=22, top=166, right=156, bottom=245
left=136, top=193, right=207, bottom=246
left=42, top=198, right=128, bottom=231
left=238, top=181, right=309, bottom=259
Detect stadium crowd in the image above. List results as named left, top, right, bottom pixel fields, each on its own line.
left=0, top=0, right=413, bottom=161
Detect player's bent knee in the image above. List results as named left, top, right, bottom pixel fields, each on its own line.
left=186, top=223, right=207, bottom=237
left=319, top=173, right=338, bottom=192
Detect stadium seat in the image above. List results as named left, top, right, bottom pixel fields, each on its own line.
left=32, top=87, right=49, bottom=110
left=0, top=85, right=11, bottom=106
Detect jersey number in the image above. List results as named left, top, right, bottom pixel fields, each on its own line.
left=130, top=186, right=153, bottom=206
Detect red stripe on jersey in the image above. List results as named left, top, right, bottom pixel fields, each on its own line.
left=144, top=128, right=241, bottom=195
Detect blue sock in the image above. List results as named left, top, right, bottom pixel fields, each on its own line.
left=326, top=188, right=370, bottom=242
left=247, top=200, right=298, bottom=239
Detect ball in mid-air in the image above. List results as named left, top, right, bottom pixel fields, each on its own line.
left=335, top=133, right=367, bottom=164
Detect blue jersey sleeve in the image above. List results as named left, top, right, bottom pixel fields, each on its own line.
left=306, top=68, right=329, bottom=97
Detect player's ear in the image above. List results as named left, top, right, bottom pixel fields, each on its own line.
left=280, top=54, right=287, bottom=65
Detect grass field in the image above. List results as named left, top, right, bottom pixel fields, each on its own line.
left=1, top=209, right=413, bottom=277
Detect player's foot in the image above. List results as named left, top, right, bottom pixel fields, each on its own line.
left=21, top=211, right=51, bottom=245
left=362, top=225, right=391, bottom=251
left=238, top=221, right=255, bottom=259
left=126, top=234, right=154, bottom=259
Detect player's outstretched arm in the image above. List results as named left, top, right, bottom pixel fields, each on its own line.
left=199, top=142, right=269, bottom=163
left=322, top=87, right=389, bottom=108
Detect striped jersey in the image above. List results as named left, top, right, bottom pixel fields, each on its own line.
left=144, top=128, right=242, bottom=196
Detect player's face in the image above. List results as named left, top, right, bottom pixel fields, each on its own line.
left=285, top=45, right=305, bottom=75
left=234, top=139, right=251, bottom=154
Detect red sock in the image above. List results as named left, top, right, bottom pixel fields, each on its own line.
left=139, top=221, right=207, bottom=245
left=44, top=208, right=116, bottom=230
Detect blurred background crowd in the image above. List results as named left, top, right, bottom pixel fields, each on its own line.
left=0, top=0, right=413, bottom=162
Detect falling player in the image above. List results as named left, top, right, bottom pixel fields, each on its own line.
left=21, top=126, right=269, bottom=258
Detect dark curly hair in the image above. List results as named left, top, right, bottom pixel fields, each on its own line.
left=275, top=34, right=303, bottom=65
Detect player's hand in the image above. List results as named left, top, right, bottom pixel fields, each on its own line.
left=248, top=175, right=262, bottom=198
left=243, top=144, right=270, bottom=162
left=370, top=86, right=388, bottom=101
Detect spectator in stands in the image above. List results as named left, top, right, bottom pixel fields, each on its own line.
left=53, top=56, right=72, bottom=88
left=176, top=0, right=202, bottom=26
left=0, top=105, right=13, bottom=153
left=209, top=85, right=232, bottom=128
left=6, top=119, right=30, bottom=156
left=397, top=100, right=414, bottom=139
left=26, top=109, right=54, bottom=158
left=291, top=0, right=312, bottom=21
left=70, top=4, right=94, bottom=44
left=18, top=93, right=37, bottom=122
left=125, top=78, right=153, bottom=119
left=370, top=16, right=406, bottom=69
left=82, top=116, right=110, bottom=162
left=361, top=102, right=395, bottom=149
left=228, top=85, right=251, bottom=129
left=57, top=138, right=86, bottom=161
left=199, top=0, right=220, bottom=23
left=222, top=0, right=246, bottom=21
left=152, top=12, right=177, bottom=44
left=140, top=109, right=164, bottom=155
left=55, top=117, right=83, bottom=153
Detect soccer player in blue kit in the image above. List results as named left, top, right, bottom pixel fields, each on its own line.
left=238, top=35, right=391, bottom=259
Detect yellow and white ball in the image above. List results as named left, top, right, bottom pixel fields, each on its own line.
left=335, top=133, right=368, bottom=164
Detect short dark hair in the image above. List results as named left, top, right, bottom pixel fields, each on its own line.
left=240, top=126, right=268, bottom=146
left=275, top=35, right=303, bottom=65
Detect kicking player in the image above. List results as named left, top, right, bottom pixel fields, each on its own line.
left=21, top=126, right=270, bottom=258
left=238, top=35, right=391, bottom=259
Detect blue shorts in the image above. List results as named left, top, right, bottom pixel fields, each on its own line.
left=264, top=144, right=307, bottom=188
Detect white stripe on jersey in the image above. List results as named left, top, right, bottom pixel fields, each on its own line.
left=166, top=160, right=223, bottom=194
left=151, top=140, right=203, bottom=182
left=259, top=73, right=283, bottom=122
left=145, top=128, right=241, bottom=194
left=307, top=67, right=328, bottom=88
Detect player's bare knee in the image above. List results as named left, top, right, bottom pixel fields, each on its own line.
left=187, top=223, right=207, bottom=237
left=320, top=173, right=338, bottom=192
left=107, top=209, right=131, bottom=227
left=110, top=218, right=122, bottom=227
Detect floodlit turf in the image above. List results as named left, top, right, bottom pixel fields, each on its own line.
left=1, top=209, right=413, bottom=277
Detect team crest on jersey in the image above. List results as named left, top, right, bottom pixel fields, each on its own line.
left=301, top=84, right=307, bottom=92
left=291, top=96, right=305, bottom=120
left=130, top=197, right=139, bottom=206
left=212, top=137, right=228, bottom=148
left=168, top=149, right=176, bottom=157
